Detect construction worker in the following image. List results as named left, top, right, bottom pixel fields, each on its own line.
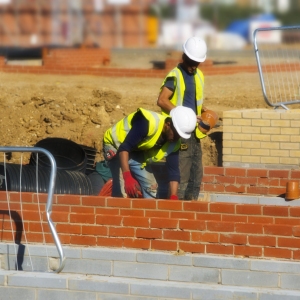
left=102, top=106, right=197, bottom=199
left=157, top=36, right=209, bottom=200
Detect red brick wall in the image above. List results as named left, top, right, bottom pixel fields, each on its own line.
left=1, top=166, right=300, bottom=261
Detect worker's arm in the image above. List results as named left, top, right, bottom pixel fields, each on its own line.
left=169, top=180, right=179, bottom=196
left=157, top=86, right=176, bottom=114
left=166, top=151, right=180, bottom=199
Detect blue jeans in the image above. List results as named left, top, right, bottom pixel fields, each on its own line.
left=103, top=145, right=158, bottom=198
left=177, top=134, right=203, bottom=200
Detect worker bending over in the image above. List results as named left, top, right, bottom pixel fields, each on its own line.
left=102, top=106, right=196, bottom=199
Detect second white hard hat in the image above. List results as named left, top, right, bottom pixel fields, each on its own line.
left=170, top=106, right=197, bottom=139
left=183, top=36, right=207, bottom=63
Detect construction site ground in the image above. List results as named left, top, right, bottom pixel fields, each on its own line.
left=0, top=48, right=271, bottom=166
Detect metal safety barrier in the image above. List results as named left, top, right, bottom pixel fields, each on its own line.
left=253, top=25, right=300, bottom=109
left=0, top=147, right=66, bottom=273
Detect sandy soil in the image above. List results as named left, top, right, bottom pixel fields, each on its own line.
left=0, top=56, right=271, bottom=167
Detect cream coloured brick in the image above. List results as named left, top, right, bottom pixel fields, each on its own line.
left=251, top=119, right=271, bottom=127
left=232, top=148, right=251, bottom=155
left=232, top=133, right=252, bottom=141
left=241, top=141, right=261, bottom=148
left=223, top=111, right=242, bottom=119
left=291, top=120, right=300, bottom=127
left=241, top=156, right=261, bottom=163
left=261, top=111, right=281, bottom=120
left=242, top=109, right=267, bottom=119
left=223, top=140, right=241, bottom=148
left=223, top=155, right=241, bottom=162
left=250, top=149, right=270, bottom=156
left=232, top=119, right=251, bottom=126
left=280, top=142, right=300, bottom=150
left=222, top=133, right=232, bottom=140
left=223, top=119, right=232, bottom=126
left=261, top=156, right=280, bottom=164
left=225, top=125, right=242, bottom=133
left=280, top=127, right=300, bottom=135
left=280, top=157, right=299, bottom=165
left=222, top=148, right=232, bottom=155
left=261, top=127, right=281, bottom=134
left=261, top=142, right=279, bottom=149
left=290, top=150, right=300, bottom=157
left=291, top=136, right=300, bottom=143
left=251, top=134, right=271, bottom=142
left=271, top=120, right=290, bottom=127
left=242, top=127, right=260, bottom=134
left=270, top=135, right=290, bottom=142
left=270, top=149, right=289, bottom=157
left=281, top=110, right=300, bottom=120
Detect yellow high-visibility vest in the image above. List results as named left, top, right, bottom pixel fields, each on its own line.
left=160, top=67, right=206, bottom=139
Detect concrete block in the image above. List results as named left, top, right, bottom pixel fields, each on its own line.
left=0, top=286, right=35, bottom=300
left=97, top=294, right=157, bottom=300
left=222, top=270, right=278, bottom=288
left=258, top=197, right=288, bottom=206
left=281, top=274, right=300, bottom=290
left=131, top=280, right=191, bottom=299
left=82, top=248, right=137, bottom=262
left=5, top=255, right=49, bottom=272
left=38, top=289, right=97, bottom=300
left=137, top=251, right=192, bottom=266
left=8, top=271, right=67, bottom=289
left=69, top=276, right=129, bottom=294
left=169, top=266, right=219, bottom=283
left=210, top=194, right=258, bottom=204
left=193, top=255, right=250, bottom=270
left=251, top=259, right=300, bottom=274
left=63, top=258, right=111, bottom=276
left=114, top=262, right=168, bottom=280
left=259, top=289, right=300, bottom=300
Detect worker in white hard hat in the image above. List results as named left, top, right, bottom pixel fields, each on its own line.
left=157, top=36, right=211, bottom=201
left=103, top=106, right=197, bottom=199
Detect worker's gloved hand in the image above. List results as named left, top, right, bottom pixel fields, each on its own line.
left=122, top=171, right=140, bottom=198
left=169, top=194, right=179, bottom=200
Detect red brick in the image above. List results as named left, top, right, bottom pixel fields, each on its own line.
left=248, top=235, right=276, bottom=247
left=204, top=166, right=224, bottom=175
left=263, top=206, right=289, bottom=217
left=82, top=196, right=106, bottom=207
left=179, top=242, right=205, bottom=253
left=268, top=187, right=286, bottom=196
left=107, top=198, right=131, bottom=208
left=95, top=208, right=120, bottom=215
left=209, top=203, right=235, bottom=214
left=132, top=199, right=157, bottom=209
left=163, top=230, right=190, bottom=241
left=196, top=213, right=222, bottom=221
left=220, top=233, right=247, bottom=245
left=56, top=195, right=81, bottom=205
left=291, top=170, right=300, bottom=179
left=70, top=235, right=97, bottom=246
left=170, top=211, right=195, bottom=220
left=136, top=228, right=162, bottom=239
left=56, top=223, right=81, bottom=235
left=293, top=250, right=300, bottom=260
left=145, top=210, right=170, bottom=218
left=179, top=220, right=206, bottom=231
left=25, top=232, right=45, bottom=243
left=109, top=227, right=135, bottom=238
left=191, top=232, right=219, bottom=243
left=150, top=218, right=178, bottom=229
left=236, top=204, right=262, bottom=215
left=70, top=213, right=95, bottom=224
left=235, top=223, right=263, bottom=234
left=123, top=238, right=150, bottom=249
left=10, top=192, right=33, bottom=202
left=247, top=186, right=268, bottom=195
left=275, top=218, right=300, bottom=225
left=96, top=215, right=122, bottom=226
left=234, top=245, right=262, bottom=257
left=269, top=170, right=290, bottom=178
left=248, top=216, right=274, bottom=224
left=225, top=168, right=246, bottom=177
left=206, top=244, right=233, bottom=255
left=82, top=225, right=107, bottom=236
left=264, top=247, right=292, bottom=259
left=225, top=185, right=246, bottom=193
left=97, top=237, right=123, bottom=247
left=222, top=215, right=247, bottom=223
left=52, top=205, right=70, bottom=212
left=264, top=224, right=293, bottom=236
left=120, top=209, right=144, bottom=217
left=71, top=206, right=95, bottom=214
left=123, top=216, right=149, bottom=228
left=293, top=226, right=300, bottom=237
left=289, top=207, right=300, bottom=217
left=207, top=221, right=235, bottom=232
left=203, top=183, right=225, bottom=193
left=202, top=175, right=214, bottom=183
left=183, top=201, right=209, bottom=212
left=236, top=177, right=257, bottom=185
left=278, top=237, right=300, bottom=248
left=157, top=200, right=183, bottom=211
left=215, top=176, right=235, bottom=184
left=247, top=169, right=268, bottom=178
left=257, top=178, right=279, bottom=186
left=151, top=240, right=177, bottom=251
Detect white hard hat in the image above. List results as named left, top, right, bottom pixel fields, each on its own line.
left=170, top=106, right=197, bottom=139
left=183, top=37, right=207, bottom=63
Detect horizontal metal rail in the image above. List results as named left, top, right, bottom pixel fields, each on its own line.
left=0, top=146, right=66, bottom=273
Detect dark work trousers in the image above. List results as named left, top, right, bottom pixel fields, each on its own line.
left=177, top=133, right=203, bottom=200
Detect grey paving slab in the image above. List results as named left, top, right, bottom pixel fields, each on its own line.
left=137, top=251, right=192, bottom=266
left=193, top=255, right=250, bottom=270
left=82, top=248, right=137, bottom=262
left=208, top=194, right=259, bottom=204
left=38, top=289, right=97, bottom=300
left=222, top=270, right=278, bottom=288
left=169, top=265, right=219, bottom=283
left=113, top=261, right=168, bottom=280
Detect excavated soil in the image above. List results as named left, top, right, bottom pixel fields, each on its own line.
left=0, top=54, right=271, bottom=167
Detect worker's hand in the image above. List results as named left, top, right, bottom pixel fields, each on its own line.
left=122, top=171, right=141, bottom=198
left=169, top=194, right=179, bottom=200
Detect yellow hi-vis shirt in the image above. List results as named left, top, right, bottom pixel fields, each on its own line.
left=103, top=108, right=180, bottom=168
left=160, top=67, right=206, bottom=139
